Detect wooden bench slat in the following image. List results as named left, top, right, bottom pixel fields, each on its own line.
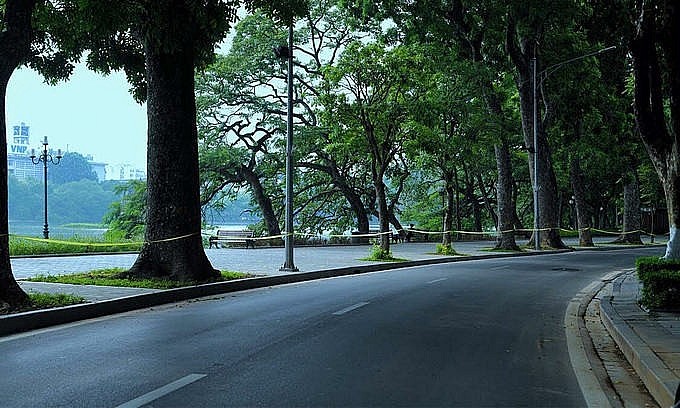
left=209, top=229, right=255, bottom=248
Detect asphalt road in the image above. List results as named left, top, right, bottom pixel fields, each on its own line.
left=0, top=247, right=659, bottom=407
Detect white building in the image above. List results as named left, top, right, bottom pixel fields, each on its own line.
left=8, top=122, right=146, bottom=182
left=7, top=122, right=41, bottom=180
left=104, top=163, right=146, bottom=181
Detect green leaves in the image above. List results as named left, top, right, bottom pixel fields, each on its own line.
left=244, top=0, right=309, bottom=25
left=103, top=180, right=147, bottom=239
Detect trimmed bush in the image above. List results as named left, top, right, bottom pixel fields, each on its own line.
left=636, top=257, right=680, bottom=310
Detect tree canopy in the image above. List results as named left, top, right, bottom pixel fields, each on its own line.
left=3, top=0, right=679, bottom=310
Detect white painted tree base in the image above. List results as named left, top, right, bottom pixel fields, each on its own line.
left=663, top=225, right=680, bottom=259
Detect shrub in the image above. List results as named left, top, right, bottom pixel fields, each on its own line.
left=636, top=257, right=680, bottom=310
left=436, top=244, right=457, bottom=256
left=369, top=244, right=393, bottom=261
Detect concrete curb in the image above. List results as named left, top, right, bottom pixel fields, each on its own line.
left=598, top=281, right=677, bottom=408
left=565, top=277, right=615, bottom=408
left=1, top=248, right=572, bottom=337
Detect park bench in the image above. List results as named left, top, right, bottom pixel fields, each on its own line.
left=369, top=229, right=396, bottom=244
left=208, top=229, right=255, bottom=249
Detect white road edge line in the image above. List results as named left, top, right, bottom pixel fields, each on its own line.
left=333, top=302, right=370, bottom=315
left=115, top=373, right=207, bottom=408
left=564, top=272, right=624, bottom=408
left=427, top=278, right=447, bottom=284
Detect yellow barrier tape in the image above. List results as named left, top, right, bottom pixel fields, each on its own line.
left=252, top=234, right=285, bottom=241
left=10, top=224, right=661, bottom=250
left=11, top=231, right=201, bottom=247
left=559, top=227, right=655, bottom=237
left=147, top=232, right=200, bottom=244
left=588, top=228, right=653, bottom=236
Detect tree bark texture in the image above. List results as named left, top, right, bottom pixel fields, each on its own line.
left=327, top=161, right=370, bottom=234
left=462, top=162, right=483, bottom=232
left=476, top=172, right=497, bottom=227
left=442, top=176, right=455, bottom=248
left=374, top=173, right=391, bottom=252
left=569, top=154, right=594, bottom=247
left=0, top=0, right=37, bottom=309
left=494, top=141, right=520, bottom=250
left=445, top=0, right=518, bottom=249
left=129, top=21, right=218, bottom=280
left=631, top=0, right=680, bottom=259
left=617, top=170, right=643, bottom=244
left=506, top=15, right=566, bottom=249
left=240, top=166, right=281, bottom=237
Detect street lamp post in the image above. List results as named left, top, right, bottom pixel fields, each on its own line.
left=531, top=45, right=615, bottom=251
left=275, top=24, right=299, bottom=272
left=30, top=136, right=62, bottom=239
left=532, top=56, right=540, bottom=250
left=569, top=196, right=576, bottom=229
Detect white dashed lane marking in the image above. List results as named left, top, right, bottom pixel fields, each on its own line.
left=332, top=302, right=370, bottom=315
left=116, top=373, right=207, bottom=408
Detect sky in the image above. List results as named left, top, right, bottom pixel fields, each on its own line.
left=7, top=64, right=148, bottom=169
left=4, top=8, right=246, bottom=172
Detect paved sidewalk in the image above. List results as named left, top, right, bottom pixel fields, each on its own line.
left=598, top=270, right=680, bottom=407
left=8, top=236, right=679, bottom=406
left=11, top=236, right=652, bottom=280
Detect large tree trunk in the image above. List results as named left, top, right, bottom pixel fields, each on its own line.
left=462, top=162, right=483, bottom=232
left=478, top=50, right=518, bottom=250
left=375, top=177, right=391, bottom=252
left=300, top=159, right=371, bottom=234
left=476, top=171, right=497, bottom=228
left=506, top=14, right=566, bottom=249
left=240, top=166, right=281, bottom=237
left=128, top=24, right=218, bottom=280
left=494, top=141, right=520, bottom=250
left=570, top=154, right=594, bottom=247
left=511, top=179, right=526, bottom=235
left=329, top=164, right=370, bottom=234
left=454, top=164, right=462, bottom=238
left=631, top=1, right=680, bottom=259
left=0, top=82, right=29, bottom=310
left=445, top=1, right=518, bottom=249
left=442, top=175, right=455, bottom=248
left=616, top=169, right=643, bottom=245
left=0, top=0, right=36, bottom=310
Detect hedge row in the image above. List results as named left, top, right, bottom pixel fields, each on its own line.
left=636, top=257, right=680, bottom=310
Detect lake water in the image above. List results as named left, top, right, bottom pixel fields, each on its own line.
left=9, top=221, right=108, bottom=239
left=9, top=221, right=257, bottom=239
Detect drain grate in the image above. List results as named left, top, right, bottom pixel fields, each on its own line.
left=551, top=267, right=581, bottom=272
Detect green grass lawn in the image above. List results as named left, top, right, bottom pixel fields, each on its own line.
left=10, top=236, right=142, bottom=256
left=0, top=292, right=87, bottom=315
left=29, top=292, right=86, bottom=308
left=26, top=268, right=253, bottom=289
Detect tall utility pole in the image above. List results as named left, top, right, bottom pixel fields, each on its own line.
left=532, top=56, right=540, bottom=251
left=279, top=24, right=298, bottom=272
left=531, top=45, right=615, bottom=251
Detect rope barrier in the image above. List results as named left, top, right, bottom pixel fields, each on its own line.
left=6, top=225, right=664, bottom=249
